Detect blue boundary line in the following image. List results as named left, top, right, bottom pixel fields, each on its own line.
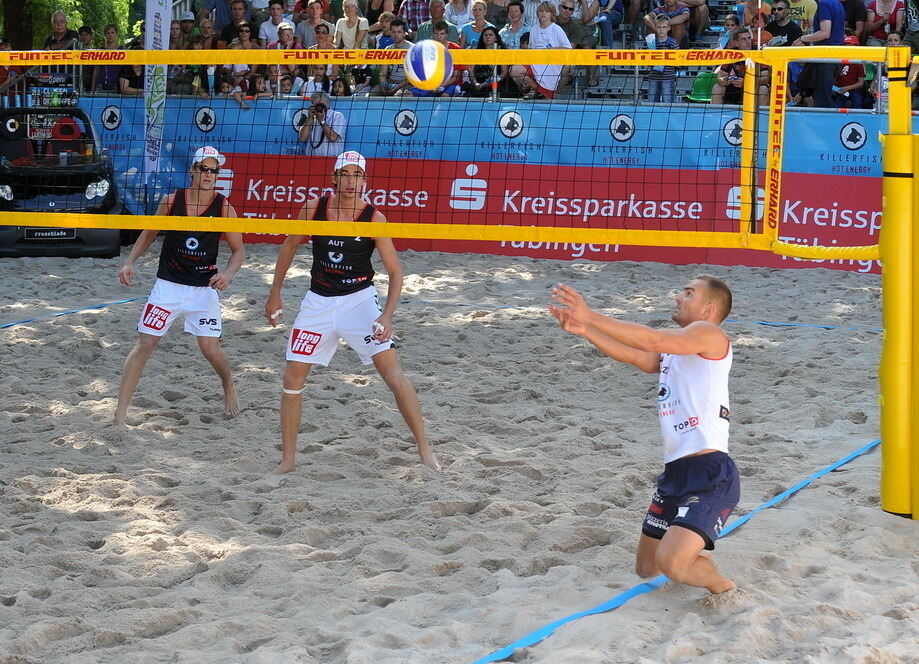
left=472, top=438, right=881, bottom=664
left=726, top=318, right=883, bottom=333
left=412, top=300, right=881, bottom=333
left=1, top=296, right=880, bottom=333
left=0, top=297, right=147, bottom=329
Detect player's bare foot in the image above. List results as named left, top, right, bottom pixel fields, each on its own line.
left=273, top=459, right=295, bottom=475
left=224, top=386, right=240, bottom=418
left=709, top=578, right=736, bottom=594
left=419, top=446, right=441, bottom=472
left=113, top=412, right=127, bottom=427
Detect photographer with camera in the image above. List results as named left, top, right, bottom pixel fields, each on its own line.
left=297, top=91, right=347, bottom=156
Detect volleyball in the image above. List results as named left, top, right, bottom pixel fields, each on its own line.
left=403, top=39, right=453, bottom=91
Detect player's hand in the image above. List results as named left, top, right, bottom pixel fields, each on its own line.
left=551, top=283, right=592, bottom=324
left=372, top=315, right=393, bottom=341
left=209, top=273, right=230, bottom=291
left=549, top=303, right=587, bottom=336
left=265, top=293, right=284, bottom=327
left=118, top=262, right=136, bottom=286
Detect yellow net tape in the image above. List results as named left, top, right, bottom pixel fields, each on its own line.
left=0, top=46, right=888, bottom=67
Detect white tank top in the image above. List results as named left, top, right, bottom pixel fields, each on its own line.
left=657, top=342, right=732, bottom=463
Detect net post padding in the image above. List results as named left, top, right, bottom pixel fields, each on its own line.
left=879, top=46, right=916, bottom=519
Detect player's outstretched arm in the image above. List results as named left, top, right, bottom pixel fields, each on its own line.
left=549, top=303, right=660, bottom=373
left=552, top=283, right=727, bottom=358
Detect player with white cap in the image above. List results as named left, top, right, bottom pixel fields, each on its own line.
left=114, top=146, right=245, bottom=425
left=264, top=151, right=440, bottom=474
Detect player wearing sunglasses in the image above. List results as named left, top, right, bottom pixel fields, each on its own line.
left=114, top=146, right=245, bottom=426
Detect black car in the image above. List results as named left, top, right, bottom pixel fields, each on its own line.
left=0, top=106, right=127, bottom=258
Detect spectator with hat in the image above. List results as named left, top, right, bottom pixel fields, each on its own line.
left=179, top=11, right=197, bottom=45
left=833, top=35, right=867, bottom=107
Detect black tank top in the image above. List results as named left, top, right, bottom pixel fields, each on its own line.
left=309, top=195, right=377, bottom=297
left=365, top=0, right=385, bottom=28
left=157, top=189, right=225, bottom=287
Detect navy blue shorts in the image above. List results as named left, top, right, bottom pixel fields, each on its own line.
left=641, top=451, right=740, bottom=550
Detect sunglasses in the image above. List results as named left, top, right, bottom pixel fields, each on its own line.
left=560, top=5, right=574, bottom=10
left=196, top=164, right=220, bottom=174
left=239, top=27, right=251, bottom=32
left=316, top=28, right=329, bottom=33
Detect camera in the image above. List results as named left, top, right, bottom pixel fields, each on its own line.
left=311, top=102, right=327, bottom=115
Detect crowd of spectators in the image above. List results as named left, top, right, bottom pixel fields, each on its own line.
left=3, top=0, right=918, bottom=108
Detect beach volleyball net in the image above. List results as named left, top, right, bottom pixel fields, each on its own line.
left=0, top=45, right=890, bottom=256
left=0, top=44, right=917, bottom=518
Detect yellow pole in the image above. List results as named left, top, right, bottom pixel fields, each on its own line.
left=913, top=135, right=919, bottom=520
left=880, top=46, right=915, bottom=518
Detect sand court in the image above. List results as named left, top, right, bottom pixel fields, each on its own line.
left=0, top=244, right=916, bottom=663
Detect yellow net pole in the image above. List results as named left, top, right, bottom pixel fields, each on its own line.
left=879, top=46, right=915, bottom=518
left=913, top=135, right=919, bottom=520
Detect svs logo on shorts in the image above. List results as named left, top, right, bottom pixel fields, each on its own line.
left=673, top=416, right=699, bottom=433
left=198, top=318, right=218, bottom=326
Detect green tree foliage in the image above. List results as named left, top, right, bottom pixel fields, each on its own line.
left=2, top=0, right=135, bottom=49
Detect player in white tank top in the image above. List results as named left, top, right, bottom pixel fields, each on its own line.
left=658, top=344, right=732, bottom=463
left=550, top=276, right=739, bottom=595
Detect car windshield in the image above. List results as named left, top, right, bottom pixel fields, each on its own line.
left=0, top=112, right=97, bottom=168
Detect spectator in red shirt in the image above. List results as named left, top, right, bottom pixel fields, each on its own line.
left=833, top=35, right=866, bottom=107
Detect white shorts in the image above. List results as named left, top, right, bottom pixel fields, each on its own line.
left=138, top=278, right=222, bottom=338
left=286, top=287, right=394, bottom=366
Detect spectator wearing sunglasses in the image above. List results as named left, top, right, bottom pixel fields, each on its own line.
left=218, top=0, right=253, bottom=48
left=297, top=0, right=336, bottom=47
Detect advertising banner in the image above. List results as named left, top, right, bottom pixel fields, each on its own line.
left=143, top=0, right=170, bottom=185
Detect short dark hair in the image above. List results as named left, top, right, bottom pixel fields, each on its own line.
left=432, top=19, right=450, bottom=32
left=78, top=25, right=93, bottom=35
left=695, top=275, right=733, bottom=322
left=231, top=0, right=248, bottom=8
left=390, top=17, right=407, bottom=31
left=732, top=26, right=752, bottom=41
left=507, top=0, right=525, bottom=11
left=269, top=0, right=285, bottom=7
